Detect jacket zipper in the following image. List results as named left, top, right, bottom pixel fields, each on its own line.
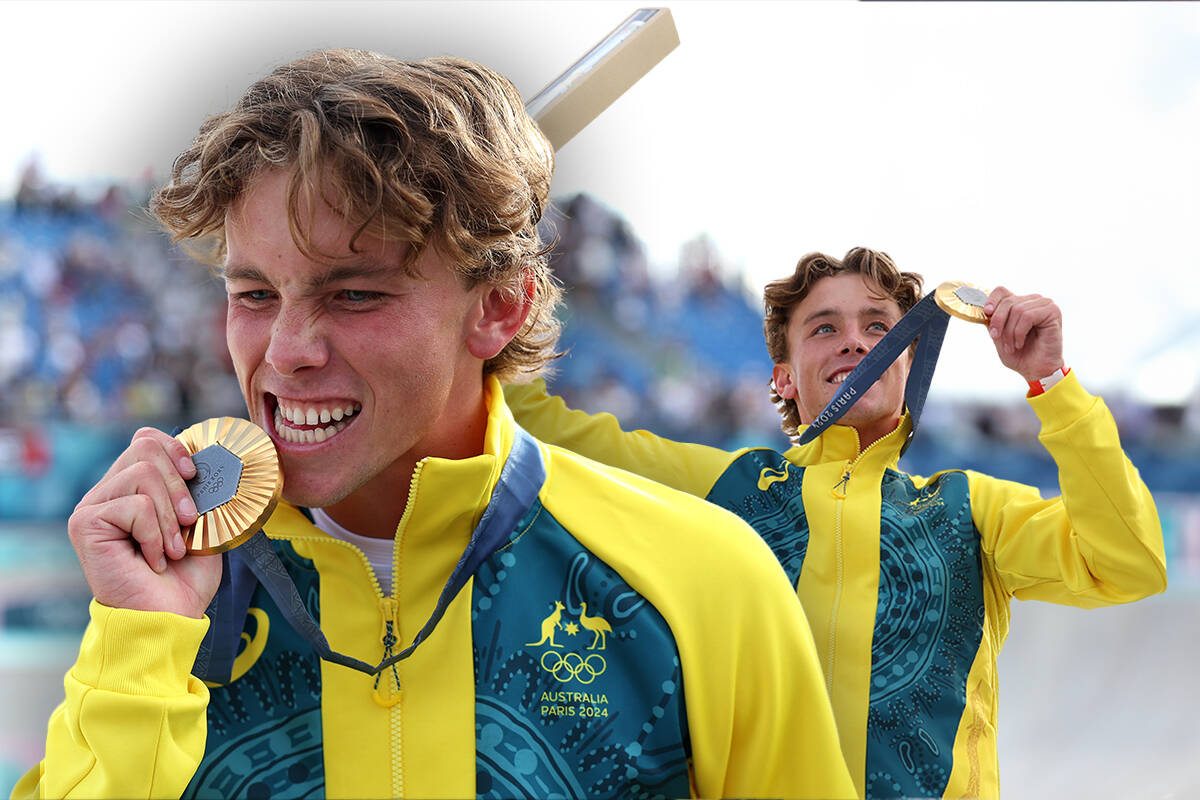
left=272, top=489, right=419, bottom=798
left=825, top=435, right=888, bottom=691
left=827, top=492, right=845, bottom=692
left=383, top=459, right=425, bottom=798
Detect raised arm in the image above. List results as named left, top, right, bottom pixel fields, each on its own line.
left=504, top=378, right=738, bottom=497
left=967, top=288, right=1166, bottom=604
left=969, top=372, right=1166, bottom=606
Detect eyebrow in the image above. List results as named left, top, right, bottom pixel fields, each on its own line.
left=221, top=263, right=269, bottom=283
left=221, top=261, right=404, bottom=288
left=800, top=305, right=895, bottom=326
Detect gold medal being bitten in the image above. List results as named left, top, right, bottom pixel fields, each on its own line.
left=934, top=281, right=991, bottom=324
left=175, top=417, right=283, bottom=554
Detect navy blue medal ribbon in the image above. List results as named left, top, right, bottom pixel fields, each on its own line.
left=193, top=424, right=545, bottom=683
left=796, top=291, right=951, bottom=453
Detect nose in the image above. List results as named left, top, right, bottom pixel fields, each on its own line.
left=264, top=304, right=329, bottom=375
left=839, top=331, right=868, bottom=355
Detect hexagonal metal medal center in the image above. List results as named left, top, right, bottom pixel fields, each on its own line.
left=186, top=443, right=243, bottom=515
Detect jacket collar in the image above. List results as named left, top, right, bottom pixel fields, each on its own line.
left=785, top=411, right=913, bottom=470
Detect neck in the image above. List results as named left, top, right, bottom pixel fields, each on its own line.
left=323, top=381, right=491, bottom=538
left=853, top=413, right=903, bottom=453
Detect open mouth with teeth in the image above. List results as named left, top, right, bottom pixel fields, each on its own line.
left=827, top=369, right=854, bottom=385
left=270, top=394, right=362, bottom=445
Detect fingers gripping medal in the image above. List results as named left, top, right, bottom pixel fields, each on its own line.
left=175, top=417, right=282, bottom=554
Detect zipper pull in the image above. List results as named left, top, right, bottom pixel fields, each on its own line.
left=832, top=469, right=850, bottom=499
left=373, top=597, right=403, bottom=708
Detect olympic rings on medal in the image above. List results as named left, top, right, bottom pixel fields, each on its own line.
left=540, top=650, right=607, bottom=684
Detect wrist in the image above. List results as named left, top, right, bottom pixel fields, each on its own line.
left=73, top=600, right=210, bottom=694
left=1026, top=365, right=1069, bottom=396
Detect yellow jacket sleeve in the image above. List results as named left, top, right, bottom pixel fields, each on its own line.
left=11, top=601, right=211, bottom=800
left=967, top=371, right=1167, bottom=606
left=503, top=378, right=737, bottom=498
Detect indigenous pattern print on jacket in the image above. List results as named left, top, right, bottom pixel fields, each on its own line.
left=709, top=451, right=984, bottom=799
left=186, top=508, right=692, bottom=800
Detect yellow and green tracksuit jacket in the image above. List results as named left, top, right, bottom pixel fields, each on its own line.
left=504, top=371, right=1167, bottom=799
left=14, top=378, right=855, bottom=800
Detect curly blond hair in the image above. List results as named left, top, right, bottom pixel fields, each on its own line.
left=151, top=49, right=562, bottom=380
left=762, top=247, right=923, bottom=438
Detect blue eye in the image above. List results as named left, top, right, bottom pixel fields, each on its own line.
left=814, top=324, right=835, bottom=335
left=341, top=289, right=382, bottom=303
left=230, top=289, right=274, bottom=305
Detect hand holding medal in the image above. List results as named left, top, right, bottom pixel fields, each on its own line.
left=65, top=423, right=237, bottom=618
left=977, top=286, right=1066, bottom=385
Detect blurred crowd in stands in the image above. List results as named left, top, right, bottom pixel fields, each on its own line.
left=3, top=161, right=242, bottom=428
left=2, top=163, right=1199, bottom=520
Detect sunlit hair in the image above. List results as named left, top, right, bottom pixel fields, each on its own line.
left=762, top=247, right=923, bottom=439
left=151, top=49, right=562, bottom=380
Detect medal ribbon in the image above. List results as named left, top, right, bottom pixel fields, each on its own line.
left=796, top=291, right=951, bottom=453
left=194, top=424, right=545, bottom=682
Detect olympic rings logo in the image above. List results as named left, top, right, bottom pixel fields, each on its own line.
left=540, top=651, right=607, bottom=684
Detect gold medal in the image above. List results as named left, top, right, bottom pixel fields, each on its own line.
left=175, top=417, right=283, bottom=554
left=934, top=281, right=991, bottom=324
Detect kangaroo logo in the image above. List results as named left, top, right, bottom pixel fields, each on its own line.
left=525, top=600, right=565, bottom=648
left=757, top=464, right=790, bottom=490
left=527, top=599, right=614, bottom=686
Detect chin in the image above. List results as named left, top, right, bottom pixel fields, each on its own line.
left=277, top=464, right=352, bottom=510
left=281, top=485, right=343, bottom=511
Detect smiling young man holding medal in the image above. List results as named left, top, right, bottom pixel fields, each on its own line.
left=13, top=50, right=856, bottom=800
left=506, top=246, right=1167, bottom=799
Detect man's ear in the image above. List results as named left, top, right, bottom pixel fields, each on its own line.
left=465, top=278, right=533, bottom=361
left=772, top=363, right=797, bottom=399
